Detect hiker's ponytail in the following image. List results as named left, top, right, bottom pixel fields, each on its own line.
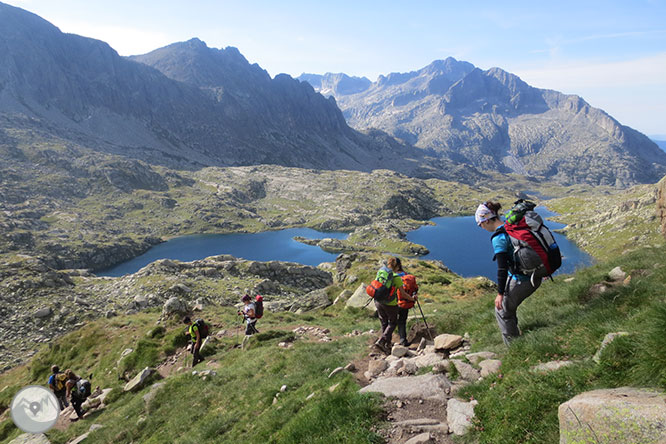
left=485, top=201, right=502, bottom=218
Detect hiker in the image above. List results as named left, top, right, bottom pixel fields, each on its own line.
left=64, top=369, right=91, bottom=419
left=183, top=316, right=204, bottom=367
left=373, top=257, right=409, bottom=354
left=389, top=257, right=418, bottom=346
left=476, top=201, right=542, bottom=345
left=47, top=365, right=68, bottom=410
left=238, top=294, right=259, bottom=349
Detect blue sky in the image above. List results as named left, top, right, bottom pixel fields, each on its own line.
left=7, top=0, right=666, bottom=136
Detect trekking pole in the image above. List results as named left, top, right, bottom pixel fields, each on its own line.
left=415, top=299, right=433, bottom=340
left=363, top=298, right=373, bottom=308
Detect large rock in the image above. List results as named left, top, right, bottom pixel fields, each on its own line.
left=8, top=434, right=51, bottom=444
left=434, top=334, right=463, bottom=351
left=359, top=373, right=451, bottom=400
left=290, top=288, right=332, bottom=313
left=451, top=359, right=481, bottom=382
left=466, top=351, right=497, bottom=365
left=345, top=284, right=376, bottom=313
left=559, top=387, right=666, bottom=444
left=447, top=398, right=478, bottom=435
left=124, top=367, right=159, bottom=392
left=162, top=297, right=188, bottom=317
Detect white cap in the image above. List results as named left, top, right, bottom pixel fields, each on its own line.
left=475, top=203, right=496, bottom=226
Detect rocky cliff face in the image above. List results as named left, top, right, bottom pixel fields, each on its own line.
left=301, top=59, right=666, bottom=186
left=0, top=3, right=455, bottom=179
left=657, top=175, right=666, bottom=238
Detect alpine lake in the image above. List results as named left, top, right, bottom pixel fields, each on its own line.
left=98, top=207, right=593, bottom=279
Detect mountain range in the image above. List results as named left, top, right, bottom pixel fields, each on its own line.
left=299, top=61, right=666, bottom=186
left=0, top=1, right=665, bottom=187
left=1, top=2, right=471, bottom=182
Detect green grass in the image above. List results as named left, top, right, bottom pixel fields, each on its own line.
left=2, top=247, right=666, bottom=444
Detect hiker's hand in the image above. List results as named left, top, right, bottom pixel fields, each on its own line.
left=495, top=294, right=503, bottom=310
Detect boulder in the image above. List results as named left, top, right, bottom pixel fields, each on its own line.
left=124, top=367, right=159, bottom=392
left=359, top=373, right=451, bottom=400
left=8, top=434, right=51, bottom=444
left=162, top=297, right=188, bottom=317
left=559, top=387, right=666, bottom=444
left=434, top=334, right=463, bottom=351
left=345, top=284, right=376, bottom=313
left=447, top=398, right=478, bottom=435
left=593, top=332, right=629, bottom=363
left=479, top=359, right=502, bottom=377
left=290, top=288, right=332, bottom=312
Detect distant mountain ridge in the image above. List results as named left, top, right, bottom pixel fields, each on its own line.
left=0, top=2, right=470, bottom=181
left=299, top=59, right=666, bottom=186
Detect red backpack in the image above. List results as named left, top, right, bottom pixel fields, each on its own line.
left=254, top=295, right=264, bottom=319
left=397, top=274, right=418, bottom=309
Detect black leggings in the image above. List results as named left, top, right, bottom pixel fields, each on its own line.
left=397, top=307, right=409, bottom=341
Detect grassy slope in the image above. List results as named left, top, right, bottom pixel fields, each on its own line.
left=1, top=248, right=665, bottom=443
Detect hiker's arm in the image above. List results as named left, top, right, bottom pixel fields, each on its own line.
left=65, top=380, right=73, bottom=398
left=495, top=252, right=510, bottom=309
left=247, top=308, right=255, bottom=318
left=398, top=287, right=415, bottom=301
left=195, top=328, right=201, bottom=348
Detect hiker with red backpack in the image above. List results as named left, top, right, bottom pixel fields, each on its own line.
left=389, top=257, right=419, bottom=346
left=183, top=316, right=209, bottom=366
left=366, top=257, right=410, bottom=354
left=476, top=200, right=561, bottom=345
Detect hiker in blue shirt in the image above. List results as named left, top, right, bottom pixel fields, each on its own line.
left=47, top=365, right=68, bottom=410
left=476, top=201, right=542, bottom=345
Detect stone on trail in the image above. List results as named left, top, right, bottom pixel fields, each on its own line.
left=451, top=359, right=481, bottom=382
left=466, top=351, right=497, bottom=365
left=68, top=433, right=90, bottom=444
left=559, top=387, right=666, bottom=444
left=434, top=334, right=463, bottom=351
left=366, top=359, right=389, bottom=378
left=478, top=359, right=502, bottom=377
left=391, top=344, right=409, bottom=357
left=8, top=434, right=51, bottom=444
left=359, top=373, right=451, bottom=401
left=447, top=398, right=478, bottom=435
left=404, top=432, right=433, bottom=444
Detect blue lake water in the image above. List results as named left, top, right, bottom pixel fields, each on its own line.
left=97, top=228, right=349, bottom=277
left=406, top=207, right=593, bottom=280
left=98, top=207, right=593, bottom=279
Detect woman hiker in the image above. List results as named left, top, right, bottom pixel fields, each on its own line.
left=373, top=257, right=410, bottom=354
left=389, top=257, right=418, bottom=346
left=476, top=201, right=541, bottom=345
left=239, top=294, right=258, bottom=348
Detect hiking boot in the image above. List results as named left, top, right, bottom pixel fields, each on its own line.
left=399, top=338, right=410, bottom=347
left=374, top=338, right=390, bottom=354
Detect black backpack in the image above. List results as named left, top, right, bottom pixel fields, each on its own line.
left=75, top=379, right=91, bottom=400
left=194, top=319, right=209, bottom=338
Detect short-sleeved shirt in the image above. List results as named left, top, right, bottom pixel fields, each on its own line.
left=491, top=228, right=528, bottom=282
left=244, top=302, right=257, bottom=324
left=188, top=323, right=199, bottom=342
left=386, top=274, right=403, bottom=306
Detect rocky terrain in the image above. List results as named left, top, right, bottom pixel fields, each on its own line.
left=300, top=59, right=666, bottom=186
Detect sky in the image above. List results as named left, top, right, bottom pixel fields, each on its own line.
left=6, top=0, right=666, bottom=137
